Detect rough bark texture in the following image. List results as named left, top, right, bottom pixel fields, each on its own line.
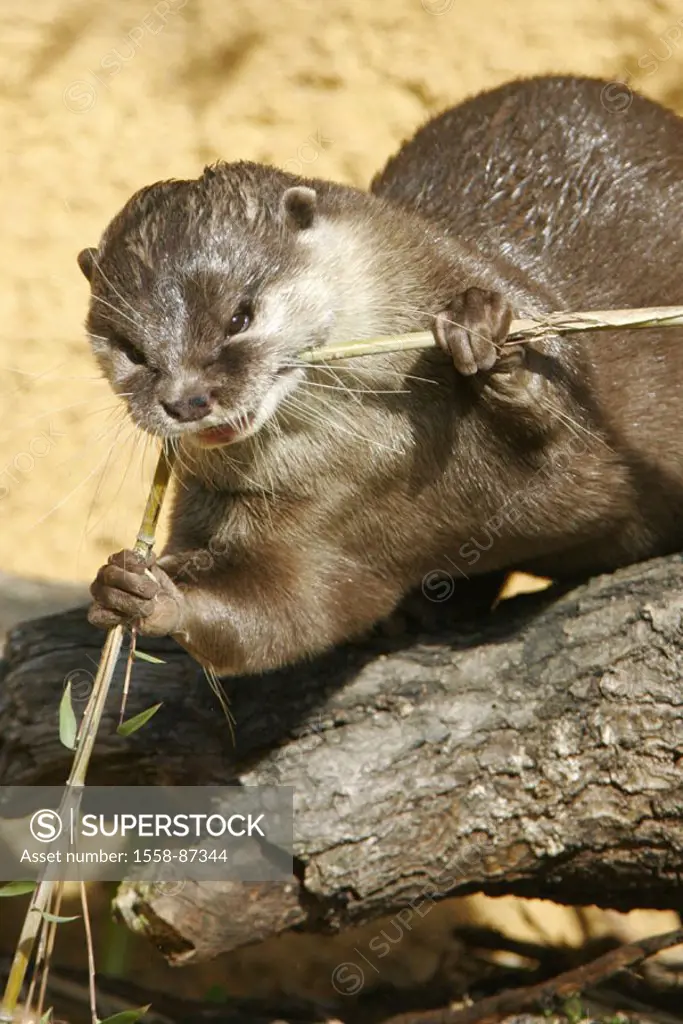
left=1, top=555, right=683, bottom=966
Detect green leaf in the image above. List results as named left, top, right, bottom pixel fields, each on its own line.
left=41, top=910, right=80, bottom=924
left=59, top=681, right=78, bottom=749
left=0, top=881, right=36, bottom=897
left=40, top=1011, right=53, bottom=1023
left=117, top=703, right=163, bottom=737
left=98, top=1006, right=151, bottom=1024
left=133, top=650, right=166, bottom=664
left=204, top=985, right=229, bottom=1003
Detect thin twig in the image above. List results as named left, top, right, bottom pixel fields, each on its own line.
left=300, top=304, right=683, bottom=363
left=119, top=627, right=138, bottom=727
left=80, top=882, right=98, bottom=1024
left=23, top=884, right=53, bottom=1020
left=0, top=445, right=176, bottom=1023
left=35, top=885, right=65, bottom=1022
left=381, top=926, right=683, bottom=1024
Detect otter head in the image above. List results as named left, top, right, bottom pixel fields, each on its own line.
left=78, top=162, right=364, bottom=447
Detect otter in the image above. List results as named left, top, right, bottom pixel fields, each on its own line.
left=80, top=75, right=683, bottom=675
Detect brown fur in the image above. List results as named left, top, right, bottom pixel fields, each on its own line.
left=83, top=75, right=683, bottom=674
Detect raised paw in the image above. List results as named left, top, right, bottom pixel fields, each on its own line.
left=434, top=287, right=516, bottom=376
left=88, top=548, right=183, bottom=636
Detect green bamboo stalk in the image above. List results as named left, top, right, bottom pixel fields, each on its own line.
left=0, top=445, right=176, bottom=1023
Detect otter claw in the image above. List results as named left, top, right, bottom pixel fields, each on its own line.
left=88, top=548, right=182, bottom=636
left=435, top=287, right=513, bottom=376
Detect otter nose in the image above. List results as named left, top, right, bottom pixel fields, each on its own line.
left=161, top=392, right=213, bottom=423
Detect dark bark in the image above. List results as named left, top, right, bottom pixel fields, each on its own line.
left=1, top=554, right=683, bottom=966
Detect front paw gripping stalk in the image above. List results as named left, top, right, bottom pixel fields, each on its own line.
left=0, top=445, right=176, bottom=1023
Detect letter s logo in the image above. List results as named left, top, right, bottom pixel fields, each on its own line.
left=29, top=809, right=63, bottom=843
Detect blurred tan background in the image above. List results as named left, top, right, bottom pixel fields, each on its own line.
left=4, top=0, right=683, bottom=582
left=3, top=2, right=683, bottom=1013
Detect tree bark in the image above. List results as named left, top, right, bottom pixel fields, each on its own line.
left=1, top=554, right=683, bottom=966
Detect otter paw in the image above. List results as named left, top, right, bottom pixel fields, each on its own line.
left=434, top=287, right=514, bottom=376
left=88, top=549, right=182, bottom=636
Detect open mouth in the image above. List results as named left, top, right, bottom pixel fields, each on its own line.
left=189, top=368, right=304, bottom=448
left=194, top=413, right=255, bottom=448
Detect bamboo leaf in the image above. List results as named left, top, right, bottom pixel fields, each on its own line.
left=117, top=703, right=163, bottom=737
left=59, top=681, right=78, bottom=749
left=133, top=650, right=166, bottom=664
left=0, top=451, right=177, bottom=1024
left=204, top=984, right=229, bottom=1003
left=0, top=881, right=36, bottom=897
left=41, top=910, right=80, bottom=924
left=98, top=1006, right=151, bottom=1023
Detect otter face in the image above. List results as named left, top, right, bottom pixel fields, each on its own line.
left=78, top=167, right=341, bottom=447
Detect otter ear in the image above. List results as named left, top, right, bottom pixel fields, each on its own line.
left=281, top=186, right=317, bottom=230
left=77, top=247, right=98, bottom=282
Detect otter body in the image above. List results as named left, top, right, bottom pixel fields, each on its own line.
left=372, top=75, right=683, bottom=580
left=81, top=76, right=683, bottom=674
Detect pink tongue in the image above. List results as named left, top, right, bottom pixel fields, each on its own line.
left=196, top=424, right=241, bottom=446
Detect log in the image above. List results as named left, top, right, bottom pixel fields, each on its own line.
left=1, top=554, right=683, bottom=968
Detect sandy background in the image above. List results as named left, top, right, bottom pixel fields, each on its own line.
left=2, top=1, right=683, bottom=1010
left=4, top=0, right=683, bottom=583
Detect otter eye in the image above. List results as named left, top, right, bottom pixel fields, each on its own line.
left=226, top=303, right=252, bottom=337
left=111, top=333, right=145, bottom=366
